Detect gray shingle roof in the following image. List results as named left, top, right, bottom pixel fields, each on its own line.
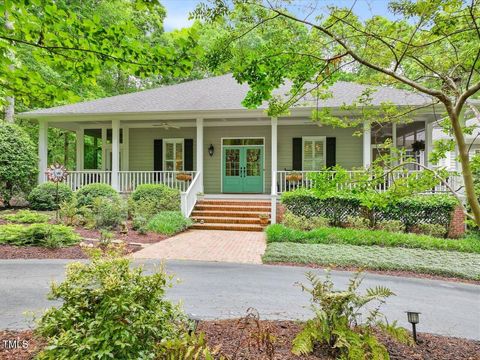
left=20, top=74, right=430, bottom=117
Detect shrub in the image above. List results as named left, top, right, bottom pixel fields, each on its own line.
left=292, top=271, right=398, bottom=358
left=28, top=183, right=74, bottom=211
left=0, top=223, right=79, bottom=247
left=0, top=123, right=38, bottom=206
left=129, top=198, right=159, bottom=232
left=92, top=197, right=127, bottom=230
left=36, top=250, right=189, bottom=359
left=76, top=183, right=118, bottom=208
left=147, top=211, right=192, bottom=235
left=376, top=220, right=405, bottom=233
left=59, top=198, right=79, bottom=226
left=265, top=224, right=480, bottom=253
left=1, top=210, right=50, bottom=224
left=345, top=215, right=370, bottom=229
left=131, top=184, right=181, bottom=213
left=414, top=223, right=447, bottom=238
left=282, top=210, right=329, bottom=231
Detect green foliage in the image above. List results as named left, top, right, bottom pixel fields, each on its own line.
left=0, top=223, right=79, bottom=248
left=75, top=183, right=118, bottom=208
left=129, top=197, right=159, bottom=233
left=59, top=198, right=80, bottom=226
left=1, top=210, right=50, bottom=224
left=91, top=197, right=127, bottom=230
left=2, top=0, right=201, bottom=110
left=0, top=124, right=38, bottom=204
left=131, top=184, right=181, bottom=213
left=263, top=242, right=480, bottom=280
left=36, top=250, right=189, bottom=360
left=375, top=220, right=405, bottom=233
left=147, top=211, right=192, bottom=236
left=156, top=332, right=218, bottom=360
left=345, top=215, right=370, bottom=229
left=28, top=183, right=74, bottom=211
left=282, top=210, right=329, bottom=231
left=99, top=230, right=115, bottom=246
left=282, top=188, right=458, bottom=231
left=292, top=271, right=394, bottom=358
left=265, top=224, right=480, bottom=253
left=415, top=223, right=447, bottom=238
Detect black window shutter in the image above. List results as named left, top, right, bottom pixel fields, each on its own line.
left=326, top=137, right=336, bottom=168
left=184, top=139, right=194, bottom=171
left=153, top=139, right=163, bottom=171
left=292, top=138, right=302, bottom=170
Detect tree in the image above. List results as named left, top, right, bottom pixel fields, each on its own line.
left=0, top=123, right=38, bottom=206
left=0, top=0, right=201, bottom=110
left=194, top=0, right=480, bottom=226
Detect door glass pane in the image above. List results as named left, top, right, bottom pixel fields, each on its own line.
left=246, top=148, right=261, bottom=176
left=165, top=161, right=174, bottom=171
left=166, top=143, right=174, bottom=160
left=225, top=149, right=240, bottom=176
left=303, top=138, right=324, bottom=170
left=176, top=142, right=183, bottom=161
left=175, top=161, right=183, bottom=171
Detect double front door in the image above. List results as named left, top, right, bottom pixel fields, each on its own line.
left=223, top=146, right=264, bottom=193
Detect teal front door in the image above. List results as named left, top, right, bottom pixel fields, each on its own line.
left=223, top=146, right=264, bottom=193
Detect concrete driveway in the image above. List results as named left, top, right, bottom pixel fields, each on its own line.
left=0, top=259, right=479, bottom=340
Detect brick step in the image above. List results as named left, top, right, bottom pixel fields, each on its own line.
left=194, top=204, right=271, bottom=212
left=198, top=200, right=271, bottom=206
left=191, top=210, right=270, bottom=218
left=192, top=216, right=265, bottom=225
left=191, top=222, right=265, bottom=232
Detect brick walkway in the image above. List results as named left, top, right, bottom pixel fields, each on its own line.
left=131, top=230, right=266, bottom=264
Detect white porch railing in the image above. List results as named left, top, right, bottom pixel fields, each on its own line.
left=180, top=171, right=202, bottom=217
left=118, top=171, right=196, bottom=193
left=65, top=171, right=111, bottom=191
left=276, top=170, right=463, bottom=195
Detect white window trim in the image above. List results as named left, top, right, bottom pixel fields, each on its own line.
left=163, top=138, right=185, bottom=171
left=302, top=136, right=326, bottom=171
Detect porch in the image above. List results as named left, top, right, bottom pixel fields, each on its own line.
left=36, top=115, right=456, bottom=222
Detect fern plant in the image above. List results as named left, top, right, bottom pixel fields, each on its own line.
left=156, top=332, right=220, bottom=360
left=292, top=271, right=398, bottom=359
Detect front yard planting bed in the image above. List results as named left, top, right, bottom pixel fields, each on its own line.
left=2, top=323, right=479, bottom=360
left=266, top=224, right=480, bottom=253
left=263, top=242, right=480, bottom=281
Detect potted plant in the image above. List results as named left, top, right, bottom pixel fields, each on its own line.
left=176, top=172, right=192, bottom=181
left=286, top=172, right=302, bottom=183
left=258, top=213, right=270, bottom=226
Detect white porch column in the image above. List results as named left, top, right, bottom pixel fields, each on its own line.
left=271, top=117, right=278, bottom=224
left=196, top=118, right=204, bottom=193
left=76, top=128, right=84, bottom=171
left=363, top=121, right=372, bottom=168
left=101, top=128, right=107, bottom=171
left=424, top=120, right=433, bottom=168
left=111, top=119, right=120, bottom=191
left=123, top=126, right=129, bottom=171
left=38, top=121, right=48, bottom=184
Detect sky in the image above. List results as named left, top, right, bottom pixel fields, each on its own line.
left=162, top=0, right=392, bottom=31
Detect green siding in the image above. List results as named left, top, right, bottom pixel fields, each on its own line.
left=128, top=123, right=363, bottom=194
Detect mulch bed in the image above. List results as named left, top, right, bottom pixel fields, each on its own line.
left=2, top=321, right=479, bottom=360
left=266, top=261, right=480, bottom=285
left=75, top=223, right=168, bottom=244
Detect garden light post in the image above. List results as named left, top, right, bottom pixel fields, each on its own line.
left=406, top=311, right=420, bottom=344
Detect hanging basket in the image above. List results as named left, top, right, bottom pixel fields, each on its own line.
left=176, top=173, right=192, bottom=181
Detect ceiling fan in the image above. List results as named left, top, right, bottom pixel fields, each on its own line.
left=153, top=122, right=180, bottom=130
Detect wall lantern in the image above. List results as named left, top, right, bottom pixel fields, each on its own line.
left=406, top=311, right=421, bottom=344
left=208, top=144, right=214, bottom=157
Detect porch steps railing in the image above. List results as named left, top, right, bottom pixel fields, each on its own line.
left=180, top=171, right=202, bottom=217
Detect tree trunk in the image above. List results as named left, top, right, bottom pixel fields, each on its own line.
left=447, top=107, right=480, bottom=227
left=5, top=96, right=14, bottom=123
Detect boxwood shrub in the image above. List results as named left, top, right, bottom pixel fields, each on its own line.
left=76, top=183, right=118, bottom=207
left=28, top=182, right=74, bottom=211
left=131, top=184, right=180, bottom=213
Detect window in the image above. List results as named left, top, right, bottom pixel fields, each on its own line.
left=303, top=136, right=326, bottom=170
left=164, top=139, right=184, bottom=171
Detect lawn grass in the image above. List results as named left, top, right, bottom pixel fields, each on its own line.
left=266, top=224, right=480, bottom=254
left=263, top=242, right=480, bottom=280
